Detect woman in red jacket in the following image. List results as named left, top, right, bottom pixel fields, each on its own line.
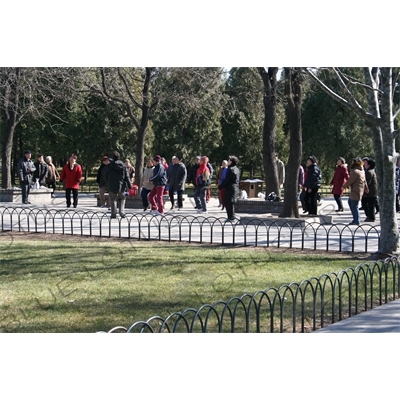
left=60, top=154, right=83, bottom=208
left=330, top=157, right=349, bottom=212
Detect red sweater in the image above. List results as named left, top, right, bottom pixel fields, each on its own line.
left=60, top=162, right=83, bottom=189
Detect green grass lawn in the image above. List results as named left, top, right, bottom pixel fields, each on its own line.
left=0, top=232, right=367, bottom=332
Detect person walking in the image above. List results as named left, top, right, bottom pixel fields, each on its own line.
left=303, top=156, right=322, bottom=216
left=343, top=157, right=369, bottom=226
left=96, top=155, right=110, bottom=208
left=218, top=156, right=240, bottom=221
left=60, top=154, right=83, bottom=208
left=148, top=155, right=167, bottom=215
left=194, top=156, right=211, bottom=213
left=187, top=155, right=200, bottom=187
left=141, top=158, right=155, bottom=211
left=300, top=164, right=308, bottom=214
left=276, top=153, right=285, bottom=200
left=167, top=155, right=187, bottom=210
left=206, top=159, right=214, bottom=203
left=33, top=154, right=48, bottom=187
left=161, top=157, right=169, bottom=195
left=45, top=156, right=60, bottom=198
left=17, top=150, right=36, bottom=204
left=124, top=159, right=135, bottom=185
left=104, top=151, right=132, bottom=218
left=361, top=157, right=378, bottom=222
left=217, top=160, right=228, bottom=210
left=330, top=157, right=349, bottom=212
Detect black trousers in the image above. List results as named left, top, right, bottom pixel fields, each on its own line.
left=304, top=188, right=319, bottom=214
left=300, top=190, right=308, bottom=212
left=21, top=181, right=30, bottom=203
left=169, top=189, right=183, bottom=208
left=47, top=181, right=57, bottom=193
left=334, top=194, right=343, bottom=210
left=65, top=188, right=78, bottom=207
left=225, top=201, right=235, bottom=219
left=362, top=196, right=377, bottom=220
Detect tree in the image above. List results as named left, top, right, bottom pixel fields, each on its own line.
left=79, top=68, right=229, bottom=185
left=257, top=68, right=280, bottom=197
left=307, top=67, right=400, bottom=255
left=219, top=68, right=264, bottom=177
left=151, top=67, right=227, bottom=163
left=0, top=67, right=71, bottom=188
left=302, top=68, right=373, bottom=181
left=280, top=68, right=303, bottom=218
left=76, top=67, right=156, bottom=186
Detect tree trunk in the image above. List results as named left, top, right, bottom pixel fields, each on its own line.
left=1, top=68, right=20, bottom=189
left=134, top=68, right=153, bottom=187
left=257, top=67, right=279, bottom=196
left=1, top=123, right=16, bottom=189
left=374, top=68, right=399, bottom=254
left=306, top=67, right=400, bottom=254
left=280, top=68, right=303, bottom=218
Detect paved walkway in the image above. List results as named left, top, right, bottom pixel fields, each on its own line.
left=314, top=298, right=400, bottom=332
left=0, top=192, right=383, bottom=252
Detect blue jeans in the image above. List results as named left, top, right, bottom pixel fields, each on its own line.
left=348, top=198, right=360, bottom=224
left=194, top=187, right=207, bottom=211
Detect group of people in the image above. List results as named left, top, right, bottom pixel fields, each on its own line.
left=18, top=148, right=385, bottom=226
left=137, top=155, right=186, bottom=216
left=18, top=150, right=61, bottom=204
left=136, top=154, right=240, bottom=220
left=299, top=154, right=379, bottom=226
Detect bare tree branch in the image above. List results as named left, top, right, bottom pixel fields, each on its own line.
left=306, top=67, right=379, bottom=126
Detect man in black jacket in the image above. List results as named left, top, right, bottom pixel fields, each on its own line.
left=167, top=155, right=187, bottom=210
left=362, top=157, right=378, bottom=222
left=148, top=155, right=167, bottom=215
left=17, top=150, right=36, bottom=204
left=96, top=155, right=110, bottom=208
left=33, top=154, right=48, bottom=186
left=104, top=151, right=132, bottom=218
left=218, top=156, right=240, bottom=221
left=303, top=155, right=322, bottom=216
left=187, top=156, right=200, bottom=186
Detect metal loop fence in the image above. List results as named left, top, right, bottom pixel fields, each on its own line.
left=0, top=206, right=381, bottom=253
left=101, top=256, right=400, bottom=333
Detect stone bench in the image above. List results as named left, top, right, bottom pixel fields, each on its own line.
left=239, top=214, right=332, bottom=226
left=236, top=198, right=285, bottom=214
left=0, top=188, right=53, bottom=204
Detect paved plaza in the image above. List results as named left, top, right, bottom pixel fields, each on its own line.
left=0, top=192, right=382, bottom=253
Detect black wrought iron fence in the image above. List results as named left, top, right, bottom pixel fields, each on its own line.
left=0, top=206, right=381, bottom=253
left=101, top=256, right=400, bottom=333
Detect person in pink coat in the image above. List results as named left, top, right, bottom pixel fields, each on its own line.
left=330, top=157, right=349, bottom=212
left=60, top=154, right=83, bottom=208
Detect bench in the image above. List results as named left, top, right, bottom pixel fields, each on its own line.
left=0, top=188, right=53, bottom=204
